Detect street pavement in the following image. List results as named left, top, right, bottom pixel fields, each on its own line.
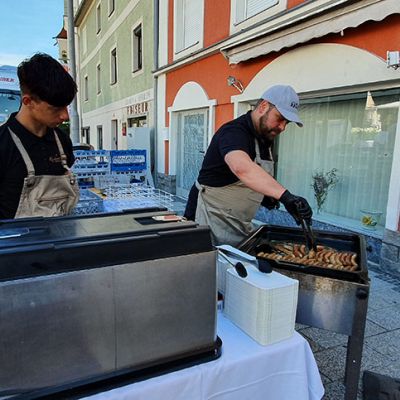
left=296, top=262, right=400, bottom=400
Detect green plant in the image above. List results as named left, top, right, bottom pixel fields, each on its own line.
left=311, top=168, right=339, bottom=213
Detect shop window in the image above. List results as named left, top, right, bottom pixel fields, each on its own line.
left=128, top=116, right=147, bottom=127
left=110, top=47, right=117, bottom=84
left=132, top=24, right=142, bottom=72
left=111, top=119, right=118, bottom=150
left=97, top=125, right=103, bottom=149
left=275, top=89, right=400, bottom=228
left=81, top=127, right=90, bottom=144
left=174, top=0, right=204, bottom=56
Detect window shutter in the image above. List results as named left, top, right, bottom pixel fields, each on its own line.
left=175, top=0, right=201, bottom=52
left=235, top=0, right=246, bottom=24
left=175, top=0, right=184, bottom=52
left=183, top=0, right=201, bottom=49
left=236, top=0, right=279, bottom=24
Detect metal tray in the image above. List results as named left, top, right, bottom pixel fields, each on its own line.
left=239, top=225, right=368, bottom=283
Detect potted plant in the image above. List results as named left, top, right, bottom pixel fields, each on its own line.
left=311, top=168, right=339, bottom=213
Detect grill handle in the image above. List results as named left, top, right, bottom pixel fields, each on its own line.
left=356, top=288, right=369, bottom=299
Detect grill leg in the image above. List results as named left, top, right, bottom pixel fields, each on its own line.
left=344, top=287, right=369, bottom=400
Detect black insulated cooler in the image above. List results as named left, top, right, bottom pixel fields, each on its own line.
left=0, top=210, right=219, bottom=398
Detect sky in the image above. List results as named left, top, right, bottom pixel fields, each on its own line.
left=0, top=0, right=65, bottom=66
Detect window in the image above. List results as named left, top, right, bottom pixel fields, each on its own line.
left=174, top=0, right=203, bottom=55
left=110, top=48, right=117, bottom=84
left=108, top=0, right=115, bottom=16
left=111, top=119, right=118, bottom=150
left=0, top=92, right=21, bottom=124
left=230, top=0, right=286, bottom=33
left=84, top=75, right=88, bottom=101
left=132, top=24, right=142, bottom=72
left=82, top=127, right=90, bottom=144
left=276, top=89, right=400, bottom=227
left=97, top=125, right=103, bottom=149
left=96, top=63, right=101, bottom=94
left=235, top=0, right=278, bottom=24
left=96, top=3, right=101, bottom=34
left=82, top=26, right=87, bottom=55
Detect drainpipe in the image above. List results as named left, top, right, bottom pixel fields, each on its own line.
left=153, top=0, right=159, bottom=187
left=67, top=0, right=80, bottom=144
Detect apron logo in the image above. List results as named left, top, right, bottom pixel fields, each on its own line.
left=49, top=155, right=62, bottom=163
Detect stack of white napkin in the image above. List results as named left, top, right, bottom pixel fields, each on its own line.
left=223, top=261, right=299, bottom=346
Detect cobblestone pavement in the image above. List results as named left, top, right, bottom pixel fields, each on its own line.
left=296, top=263, right=400, bottom=400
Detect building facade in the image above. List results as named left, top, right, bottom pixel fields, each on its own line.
left=155, top=0, right=400, bottom=272
left=73, top=0, right=154, bottom=152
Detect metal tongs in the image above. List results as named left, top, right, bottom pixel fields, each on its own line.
left=299, top=218, right=317, bottom=252
left=295, top=200, right=317, bottom=252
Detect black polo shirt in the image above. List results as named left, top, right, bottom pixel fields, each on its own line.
left=0, top=113, right=75, bottom=219
left=198, top=111, right=272, bottom=187
left=184, top=111, right=273, bottom=220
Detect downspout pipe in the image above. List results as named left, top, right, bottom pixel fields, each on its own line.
left=67, top=0, right=80, bottom=144
left=153, top=0, right=159, bottom=187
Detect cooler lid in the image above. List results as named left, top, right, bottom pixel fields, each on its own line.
left=0, top=210, right=197, bottom=252
left=0, top=210, right=214, bottom=282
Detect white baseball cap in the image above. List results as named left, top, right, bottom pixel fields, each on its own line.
left=261, top=85, right=303, bottom=127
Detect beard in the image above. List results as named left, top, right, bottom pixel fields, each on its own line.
left=258, top=112, right=280, bottom=142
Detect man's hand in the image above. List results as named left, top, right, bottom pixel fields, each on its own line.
left=279, top=190, right=313, bottom=224
left=261, top=196, right=280, bottom=210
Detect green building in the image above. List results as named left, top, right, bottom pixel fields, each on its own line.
left=74, top=0, right=155, bottom=151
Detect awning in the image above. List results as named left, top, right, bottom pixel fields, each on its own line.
left=221, top=0, right=400, bottom=64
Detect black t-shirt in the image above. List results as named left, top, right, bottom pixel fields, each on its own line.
left=0, top=113, right=75, bottom=219
left=184, top=111, right=272, bottom=220
left=198, top=111, right=271, bottom=186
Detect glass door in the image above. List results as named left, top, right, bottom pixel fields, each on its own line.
left=176, top=109, right=208, bottom=198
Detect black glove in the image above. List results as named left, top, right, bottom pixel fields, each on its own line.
left=279, top=190, right=313, bottom=225
left=261, top=196, right=280, bottom=210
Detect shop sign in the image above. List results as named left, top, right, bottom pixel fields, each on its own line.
left=127, top=101, right=148, bottom=116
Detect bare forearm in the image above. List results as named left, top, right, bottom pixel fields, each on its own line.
left=237, top=162, right=285, bottom=199
left=225, top=150, right=286, bottom=199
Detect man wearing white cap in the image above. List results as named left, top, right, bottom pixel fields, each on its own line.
left=184, top=84, right=313, bottom=246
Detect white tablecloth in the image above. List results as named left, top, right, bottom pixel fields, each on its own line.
left=82, top=313, right=324, bottom=400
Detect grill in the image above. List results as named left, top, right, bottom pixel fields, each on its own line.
left=239, top=225, right=370, bottom=400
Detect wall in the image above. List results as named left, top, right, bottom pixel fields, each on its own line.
left=380, top=230, right=400, bottom=275
left=203, top=0, right=231, bottom=48
left=76, top=0, right=155, bottom=150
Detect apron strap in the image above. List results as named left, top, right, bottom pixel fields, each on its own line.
left=53, top=130, right=71, bottom=173
left=254, top=139, right=274, bottom=165
left=8, top=128, right=36, bottom=177
left=195, top=180, right=203, bottom=191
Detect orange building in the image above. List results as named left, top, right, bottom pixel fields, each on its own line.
left=154, top=0, right=400, bottom=272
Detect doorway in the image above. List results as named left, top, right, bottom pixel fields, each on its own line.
left=176, top=109, right=208, bottom=197
left=97, top=125, right=103, bottom=150
left=111, top=119, right=118, bottom=149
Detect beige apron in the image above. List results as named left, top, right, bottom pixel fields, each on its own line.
left=195, top=140, right=274, bottom=246
left=9, top=128, right=80, bottom=219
